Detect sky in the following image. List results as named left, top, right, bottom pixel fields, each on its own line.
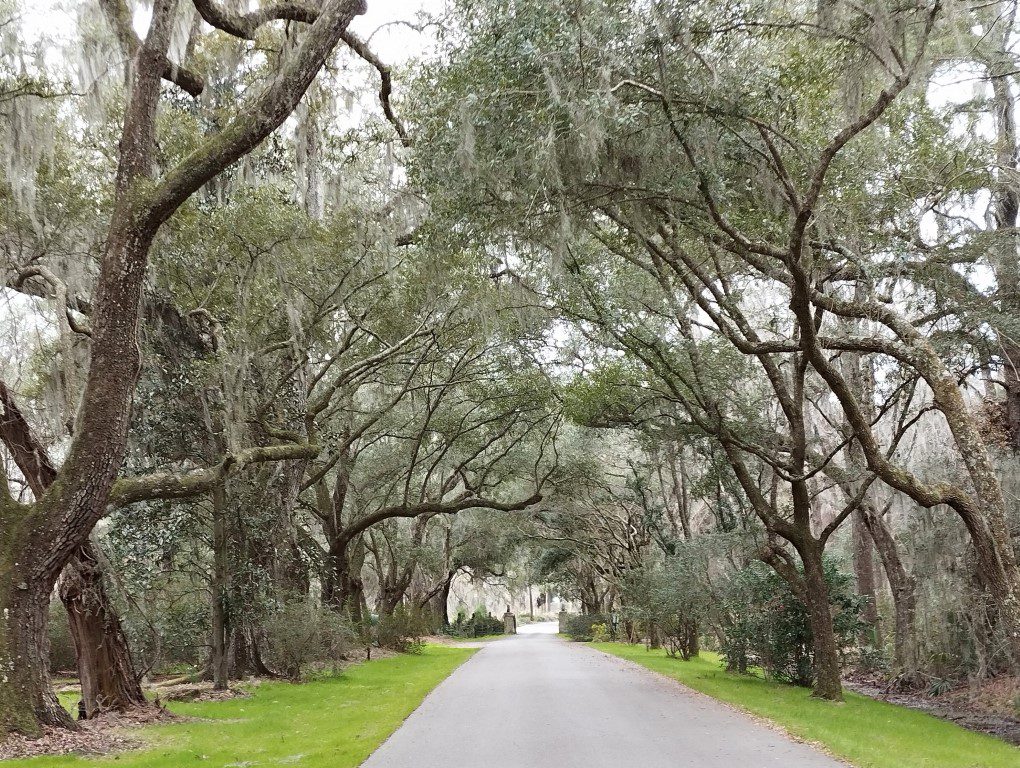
left=19, top=1, right=446, bottom=67
left=3, top=1, right=448, bottom=390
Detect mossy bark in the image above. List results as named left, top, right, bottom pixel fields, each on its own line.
left=800, top=544, right=844, bottom=702
left=0, top=543, right=75, bottom=735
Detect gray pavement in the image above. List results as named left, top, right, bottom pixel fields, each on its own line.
left=360, top=621, right=848, bottom=767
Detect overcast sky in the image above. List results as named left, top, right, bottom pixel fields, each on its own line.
left=21, top=1, right=446, bottom=68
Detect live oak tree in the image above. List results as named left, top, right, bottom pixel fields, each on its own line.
left=0, top=0, right=417, bottom=736
left=413, top=0, right=1020, bottom=675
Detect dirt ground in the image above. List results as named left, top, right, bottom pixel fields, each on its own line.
left=0, top=706, right=171, bottom=760
left=845, top=674, right=1020, bottom=746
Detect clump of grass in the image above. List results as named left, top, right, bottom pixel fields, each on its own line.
left=10, top=645, right=473, bottom=768
left=593, top=643, right=1019, bottom=768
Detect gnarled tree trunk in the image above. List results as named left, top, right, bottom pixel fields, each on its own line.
left=0, top=0, right=368, bottom=734
left=800, top=543, right=843, bottom=701
left=58, top=542, right=145, bottom=718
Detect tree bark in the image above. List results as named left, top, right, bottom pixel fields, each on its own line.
left=0, top=551, right=70, bottom=733
left=210, top=479, right=229, bottom=691
left=0, top=0, right=368, bottom=734
left=433, top=573, right=453, bottom=627
left=324, top=544, right=367, bottom=622
left=800, top=544, right=844, bottom=701
left=860, top=502, right=917, bottom=676
left=985, top=23, right=1020, bottom=451
left=852, top=509, right=881, bottom=645
left=58, top=542, right=146, bottom=718
left=1, top=382, right=143, bottom=727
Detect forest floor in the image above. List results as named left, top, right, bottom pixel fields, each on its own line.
left=0, top=645, right=474, bottom=767
left=594, top=643, right=1020, bottom=768
left=844, top=673, right=1020, bottom=746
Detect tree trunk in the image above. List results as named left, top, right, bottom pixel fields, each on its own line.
left=647, top=622, right=661, bottom=649
left=325, top=546, right=366, bottom=622
left=1, top=380, right=145, bottom=723
left=0, top=548, right=73, bottom=735
left=58, top=542, right=146, bottom=718
left=434, top=574, right=453, bottom=627
left=0, top=0, right=366, bottom=733
left=852, top=509, right=881, bottom=646
left=210, top=480, right=229, bottom=691
left=801, top=546, right=844, bottom=701
left=985, top=33, right=1020, bottom=451
left=860, top=502, right=917, bottom=676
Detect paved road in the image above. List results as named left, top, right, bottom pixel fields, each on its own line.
left=361, top=621, right=847, bottom=768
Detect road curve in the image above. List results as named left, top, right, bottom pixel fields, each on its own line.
left=360, top=621, right=847, bottom=768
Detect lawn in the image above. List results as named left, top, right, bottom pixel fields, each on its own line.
left=593, top=643, right=1019, bottom=768
left=9, top=645, right=474, bottom=768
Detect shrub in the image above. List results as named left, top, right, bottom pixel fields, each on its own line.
left=720, top=559, right=864, bottom=686
left=446, top=605, right=504, bottom=638
left=620, top=551, right=716, bottom=660
left=374, top=605, right=430, bottom=653
left=591, top=622, right=611, bottom=643
left=264, top=599, right=357, bottom=680
left=563, top=613, right=611, bottom=641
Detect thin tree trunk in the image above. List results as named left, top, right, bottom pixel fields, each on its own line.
left=852, top=509, right=881, bottom=645
left=210, top=480, right=229, bottom=691
left=860, top=502, right=917, bottom=675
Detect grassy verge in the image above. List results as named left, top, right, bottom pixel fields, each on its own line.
left=593, top=643, right=1019, bottom=768
left=10, top=645, right=474, bottom=768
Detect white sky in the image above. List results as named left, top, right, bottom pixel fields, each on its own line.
left=20, top=1, right=446, bottom=67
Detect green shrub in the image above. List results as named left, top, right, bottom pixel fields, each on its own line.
left=591, top=622, right=611, bottom=643
left=446, top=605, right=504, bottom=638
left=563, top=613, right=611, bottom=641
left=721, top=559, right=864, bottom=686
left=264, top=598, right=357, bottom=680
left=374, top=605, right=430, bottom=652
left=620, top=554, right=715, bottom=660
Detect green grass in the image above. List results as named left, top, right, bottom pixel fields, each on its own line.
left=593, top=643, right=1019, bottom=768
left=9, top=645, right=474, bottom=768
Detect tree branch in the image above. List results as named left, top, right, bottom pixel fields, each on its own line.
left=108, top=442, right=320, bottom=507
left=100, top=0, right=205, bottom=96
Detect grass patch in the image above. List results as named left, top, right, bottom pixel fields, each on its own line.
left=9, top=645, right=473, bottom=768
left=593, top=643, right=1019, bottom=768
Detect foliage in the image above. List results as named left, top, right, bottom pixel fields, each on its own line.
left=720, top=561, right=865, bottom=686
left=620, top=550, right=719, bottom=660
left=372, top=606, right=430, bottom=654
left=562, top=613, right=612, bottom=642
left=263, top=600, right=357, bottom=681
left=447, top=606, right=505, bottom=638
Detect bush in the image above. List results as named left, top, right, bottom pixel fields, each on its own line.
left=374, top=605, right=430, bottom=652
left=563, top=613, right=611, bottom=641
left=264, top=599, right=357, bottom=680
left=591, top=622, right=611, bottom=643
left=446, top=605, right=504, bottom=638
left=620, top=551, right=716, bottom=660
left=720, top=559, right=864, bottom=686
